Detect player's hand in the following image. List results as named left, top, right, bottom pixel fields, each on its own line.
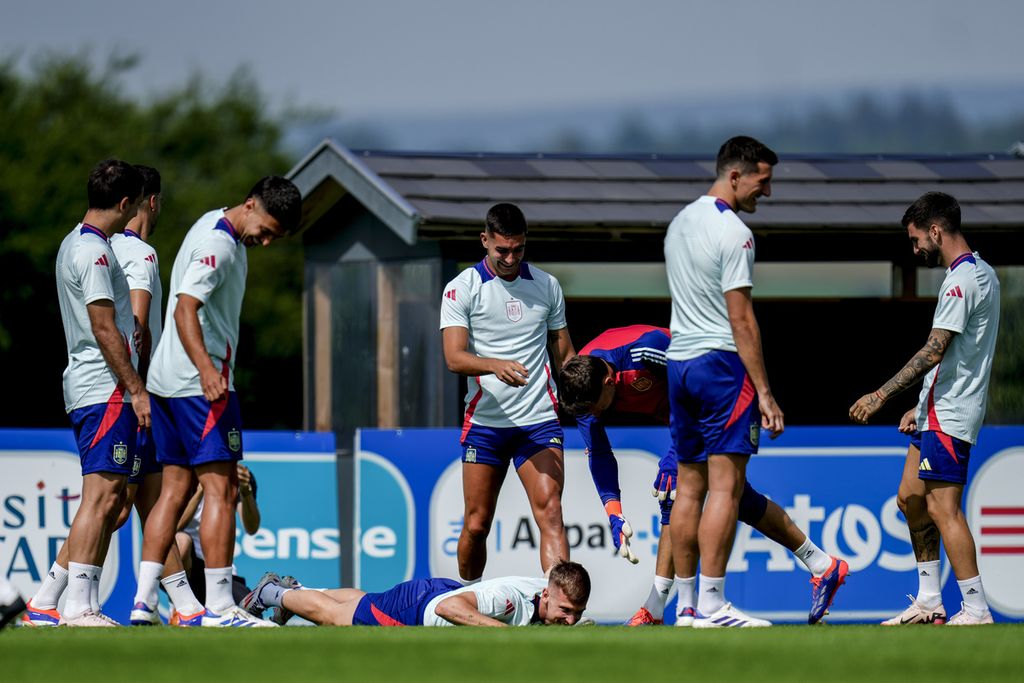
left=849, top=391, right=884, bottom=425
left=652, top=467, right=676, bottom=502
left=759, top=391, right=784, bottom=439
left=898, top=408, right=918, bottom=434
left=237, top=463, right=253, bottom=496
left=604, top=501, right=638, bottom=564
left=200, top=365, right=228, bottom=402
left=131, top=388, right=152, bottom=430
left=490, top=359, right=529, bottom=387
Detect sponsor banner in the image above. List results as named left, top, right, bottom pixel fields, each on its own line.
left=356, top=426, right=1024, bottom=623
left=1, top=429, right=337, bottom=625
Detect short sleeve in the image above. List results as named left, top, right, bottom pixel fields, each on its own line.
left=177, top=237, right=237, bottom=304
left=439, top=276, right=472, bottom=330
left=932, top=278, right=971, bottom=334
left=471, top=583, right=528, bottom=622
left=546, top=275, right=567, bottom=330
left=79, top=246, right=116, bottom=305
left=122, top=250, right=157, bottom=295
left=720, top=227, right=755, bottom=293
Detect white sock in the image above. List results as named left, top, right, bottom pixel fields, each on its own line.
left=32, top=562, right=69, bottom=609
left=161, top=570, right=204, bottom=615
left=459, top=575, right=481, bottom=586
left=0, top=576, right=20, bottom=604
left=794, top=538, right=833, bottom=576
left=916, top=560, right=942, bottom=608
left=204, top=566, right=235, bottom=612
left=643, top=576, right=674, bottom=620
left=89, top=565, right=102, bottom=613
left=956, top=575, right=990, bottom=618
left=65, top=562, right=97, bottom=618
left=133, top=561, right=163, bottom=608
left=258, top=582, right=291, bottom=608
left=697, top=574, right=726, bottom=616
left=674, top=575, right=696, bottom=618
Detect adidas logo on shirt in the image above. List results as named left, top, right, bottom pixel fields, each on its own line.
left=945, top=285, right=964, bottom=298
left=145, top=254, right=156, bottom=263
left=94, top=254, right=109, bottom=267
left=966, top=588, right=979, bottom=595
left=742, top=238, right=754, bottom=250
left=199, top=255, right=217, bottom=268
left=444, top=289, right=456, bottom=301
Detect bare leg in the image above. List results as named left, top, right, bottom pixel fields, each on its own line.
left=282, top=588, right=364, bottom=626
left=751, top=499, right=807, bottom=552
left=925, top=482, right=978, bottom=579
left=175, top=532, right=194, bottom=574
left=517, top=448, right=569, bottom=572
left=195, top=461, right=239, bottom=568
left=67, top=472, right=128, bottom=566
left=141, top=465, right=193, bottom=563
left=698, top=454, right=749, bottom=576
left=458, top=462, right=505, bottom=580
left=655, top=525, right=674, bottom=579
left=132, top=472, right=185, bottom=575
left=899, top=445, right=940, bottom=562
left=670, top=461, right=707, bottom=578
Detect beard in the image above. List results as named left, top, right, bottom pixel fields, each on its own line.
left=921, top=248, right=941, bottom=268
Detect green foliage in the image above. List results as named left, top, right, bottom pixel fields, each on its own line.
left=0, top=53, right=303, bottom=428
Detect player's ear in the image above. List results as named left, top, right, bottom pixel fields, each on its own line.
left=480, top=231, right=489, bottom=249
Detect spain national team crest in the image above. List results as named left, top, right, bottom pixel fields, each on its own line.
left=131, top=456, right=142, bottom=477
left=112, top=442, right=128, bottom=465
left=505, top=299, right=523, bottom=323
left=631, top=377, right=653, bottom=392
left=228, top=429, right=242, bottom=453
left=465, top=446, right=477, bottom=463
left=749, top=422, right=761, bottom=449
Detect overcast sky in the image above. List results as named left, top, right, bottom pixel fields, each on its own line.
left=3, top=0, right=1023, bottom=118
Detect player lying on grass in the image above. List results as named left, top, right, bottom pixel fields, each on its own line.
left=558, top=325, right=848, bottom=626
left=241, top=560, right=590, bottom=627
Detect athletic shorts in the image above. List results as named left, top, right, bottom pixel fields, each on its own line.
left=151, top=393, right=244, bottom=467
left=461, top=420, right=563, bottom=471
left=352, top=578, right=463, bottom=626
left=668, top=350, right=761, bottom=464
left=69, top=402, right=137, bottom=476
left=129, top=428, right=161, bottom=484
left=911, top=430, right=971, bottom=485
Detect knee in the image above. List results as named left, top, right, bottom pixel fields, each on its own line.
left=532, top=496, right=564, bottom=533
left=463, top=511, right=493, bottom=540
left=924, top=493, right=956, bottom=523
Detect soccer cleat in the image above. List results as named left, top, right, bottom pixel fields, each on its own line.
left=59, top=610, right=119, bottom=627
left=198, top=605, right=278, bottom=628
left=692, top=602, right=771, bottom=628
left=946, top=603, right=994, bottom=625
left=808, top=556, right=850, bottom=624
left=20, top=599, right=62, bottom=627
left=625, top=606, right=662, bottom=626
left=880, top=595, right=947, bottom=625
left=129, top=601, right=161, bottom=626
left=1, top=597, right=27, bottom=629
left=270, top=575, right=302, bottom=626
left=674, top=606, right=697, bottom=627
left=241, top=571, right=281, bottom=618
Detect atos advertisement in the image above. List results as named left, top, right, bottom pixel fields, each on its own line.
left=356, top=426, right=1024, bottom=623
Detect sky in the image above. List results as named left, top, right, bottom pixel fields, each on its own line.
left=3, top=0, right=1024, bottom=121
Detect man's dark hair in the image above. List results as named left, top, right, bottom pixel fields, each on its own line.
left=485, top=202, right=528, bottom=237
left=715, top=136, right=779, bottom=177
left=548, top=560, right=591, bottom=605
left=134, top=165, right=161, bottom=197
left=902, top=191, right=961, bottom=234
left=557, top=355, right=607, bottom=416
left=247, top=176, right=302, bottom=234
left=87, top=159, right=143, bottom=210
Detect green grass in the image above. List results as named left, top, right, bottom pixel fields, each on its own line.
left=3, top=625, right=1022, bottom=682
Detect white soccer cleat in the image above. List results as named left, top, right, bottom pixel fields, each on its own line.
left=692, top=602, right=771, bottom=628
left=880, top=595, right=946, bottom=625
left=946, top=603, right=994, bottom=626
left=59, top=610, right=119, bottom=627
left=201, top=605, right=278, bottom=628
left=129, top=601, right=162, bottom=626
left=674, top=606, right=697, bottom=627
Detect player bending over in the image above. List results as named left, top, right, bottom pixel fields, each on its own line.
left=241, top=560, right=590, bottom=627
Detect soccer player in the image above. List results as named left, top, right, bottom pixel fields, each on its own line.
left=850, top=192, right=999, bottom=626
left=663, top=136, right=785, bottom=627
left=558, top=325, right=847, bottom=626
left=25, top=160, right=147, bottom=627
left=440, top=203, right=576, bottom=582
left=136, top=176, right=301, bottom=628
left=241, top=560, right=591, bottom=627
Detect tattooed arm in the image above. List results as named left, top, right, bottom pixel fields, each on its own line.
left=849, top=328, right=954, bottom=425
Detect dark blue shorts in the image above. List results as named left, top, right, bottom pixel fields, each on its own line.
left=461, top=420, right=563, bottom=470
left=353, top=578, right=463, bottom=626
left=129, top=429, right=161, bottom=484
left=69, top=402, right=137, bottom=477
left=151, top=393, right=244, bottom=467
left=668, top=350, right=761, bottom=464
left=911, top=430, right=971, bottom=485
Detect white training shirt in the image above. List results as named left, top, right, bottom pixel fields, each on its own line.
left=439, top=260, right=567, bottom=428
left=56, top=224, right=136, bottom=412
left=916, top=252, right=1000, bottom=444
left=422, top=576, right=548, bottom=627
left=664, top=196, right=756, bottom=361
left=148, top=209, right=247, bottom=398
left=110, top=230, right=163, bottom=353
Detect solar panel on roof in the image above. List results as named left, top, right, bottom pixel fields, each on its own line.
left=922, top=161, right=993, bottom=179
left=809, top=162, right=883, bottom=180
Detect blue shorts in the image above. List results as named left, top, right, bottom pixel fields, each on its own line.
left=461, top=420, right=563, bottom=471
left=151, top=394, right=244, bottom=467
left=668, top=351, right=761, bottom=463
left=69, top=402, right=137, bottom=477
left=911, top=430, right=971, bottom=485
left=129, top=429, right=161, bottom=484
left=353, top=578, right=463, bottom=626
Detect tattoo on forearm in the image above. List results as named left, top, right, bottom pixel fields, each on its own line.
left=878, top=330, right=952, bottom=399
left=909, top=522, right=941, bottom=562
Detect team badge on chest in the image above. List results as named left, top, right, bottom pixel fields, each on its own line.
left=505, top=299, right=523, bottom=323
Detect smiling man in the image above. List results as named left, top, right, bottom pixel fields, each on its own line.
left=136, top=176, right=301, bottom=627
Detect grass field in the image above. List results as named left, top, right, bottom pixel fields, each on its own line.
left=3, top=625, right=1023, bottom=682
